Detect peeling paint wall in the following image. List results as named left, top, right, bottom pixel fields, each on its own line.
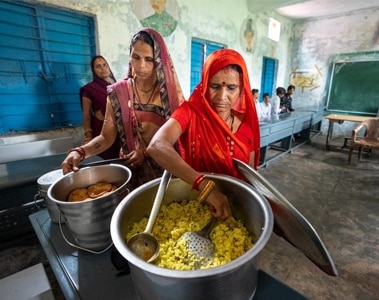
left=3, top=0, right=293, bottom=145
left=28, top=0, right=292, bottom=97
left=4, top=0, right=378, bottom=144
left=289, top=8, right=379, bottom=114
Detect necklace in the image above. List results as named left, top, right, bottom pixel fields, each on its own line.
left=134, top=83, right=156, bottom=109
left=229, top=114, right=235, bottom=131
left=136, top=79, right=157, bottom=93
left=223, top=114, right=234, bottom=131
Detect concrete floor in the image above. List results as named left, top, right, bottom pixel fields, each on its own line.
left=0, top=134, right=378, bottom=300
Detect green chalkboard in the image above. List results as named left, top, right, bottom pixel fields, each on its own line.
left=326, top=60, right=379, bottom=115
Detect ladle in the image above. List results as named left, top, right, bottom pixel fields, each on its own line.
left=127, top=170, right=171, bottom=263
left=179, top=217, right=217, bottom=269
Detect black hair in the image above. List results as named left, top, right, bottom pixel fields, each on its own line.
left=229, top=64, right=242, bottom=74
left=130, top=31, right=154, bottom=52
left=287, top=85, right=295, bottom=91
left=90, top=55, right=107, bottom=77
left=251, top=88, right=259, bottom=94
left=263, top=93, right=270, bottom=98
left=276, top=87, right=286, bottom=95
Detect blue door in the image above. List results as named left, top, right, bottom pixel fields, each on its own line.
left=190, top=39, right=225, bottom=93
left=0, top=1, right=95, bottom=134
left=260, top=57, right=278, bottom=101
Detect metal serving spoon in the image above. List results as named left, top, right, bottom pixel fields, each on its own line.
left=179, top=217, right=218, bottom=269
left=127, top=170, right=171, bottom=263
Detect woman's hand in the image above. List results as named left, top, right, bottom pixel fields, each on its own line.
left=204, top=189, right=232, bottom=219
left=61, top=152, right=82, bottom=175
left=124, top=149, right=146, bottom=168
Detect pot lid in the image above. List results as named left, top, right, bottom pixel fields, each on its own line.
left=37, top=169, right=64, bottom=189
left=233, top=159, right=338, bottom=276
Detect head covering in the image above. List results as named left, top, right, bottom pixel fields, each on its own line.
left=108, top=28, right=184, bottom=154
left=185, top=48, right=260, bottom=172
left=127, top=28, right=184, bottom=117
left=90, top=55, right=116, bottom=82
left=80, top=55, right=116, bottom=110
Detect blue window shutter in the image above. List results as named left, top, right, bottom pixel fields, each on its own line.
left=190, top=39, right=224, bottom=94
left=0, top=0, right=95, bottom=134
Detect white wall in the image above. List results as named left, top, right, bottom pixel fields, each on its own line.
left=4, top=0, right=378, bottom=145
left=38, top=0, right=293, bottom=97
left=289, top=7, right=379, bottom=133
left=2, top=0, right=293, bottom=145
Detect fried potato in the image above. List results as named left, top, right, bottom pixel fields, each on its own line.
left=68, top=188, right=89, bottom=202
left=87, top=182, right=112, bottom=198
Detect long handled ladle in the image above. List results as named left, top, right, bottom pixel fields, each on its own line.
left=127, top=170, right=172, bottom=263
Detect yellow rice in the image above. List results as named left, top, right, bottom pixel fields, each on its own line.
left=126, top=199, right=254, bottom=270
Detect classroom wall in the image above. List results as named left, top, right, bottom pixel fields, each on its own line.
left=3, top=0, right=293, bottom=145
left=287, top=7, right=379, bottom=134
left=26, top=0, right=293, bottom=98
left=5, top=0, right=377, bottom=145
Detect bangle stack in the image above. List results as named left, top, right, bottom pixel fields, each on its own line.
left=197, top=180, right=216, bottom=202
left=192, top=174, right=205, bottom=190
left=67, top=146, right=86, bottom=161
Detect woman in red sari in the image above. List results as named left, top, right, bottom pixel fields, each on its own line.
left=62, top=28, right=184, bottom=187
left=148, top=48, right=260, bottom=218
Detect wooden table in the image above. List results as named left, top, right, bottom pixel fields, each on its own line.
left=324, top=114, right=376, bottom=150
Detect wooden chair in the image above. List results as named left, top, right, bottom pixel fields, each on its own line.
left=348, top=118, right=379, bottom=164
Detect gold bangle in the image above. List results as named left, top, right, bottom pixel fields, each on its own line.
left=197, top=180, right=216, bottom=202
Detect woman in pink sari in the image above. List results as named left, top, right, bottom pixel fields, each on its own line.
left=148, top=49, right=260, bottom=218
left=62, top=28, right=184, bottom=188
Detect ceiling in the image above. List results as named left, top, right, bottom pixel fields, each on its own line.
left=247, top=0, right=379, bottom=20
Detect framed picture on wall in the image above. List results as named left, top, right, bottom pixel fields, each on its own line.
left=240, top=17, right=257, bottom=54
left=131, top=0, right=179, bottom=37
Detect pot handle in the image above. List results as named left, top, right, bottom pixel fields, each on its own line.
left=34, top=193, right=45, bottom=210
left=79, top=157, right=130, bottom=168
left=57, top=212, right=113, bottom=255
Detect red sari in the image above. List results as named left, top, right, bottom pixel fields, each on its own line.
left=172, top=49, right=260, bottom=178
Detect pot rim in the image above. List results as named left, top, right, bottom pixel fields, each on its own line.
left=47, top=164, right=132, bottom=205
left=110, top=174, right=274, bottom=278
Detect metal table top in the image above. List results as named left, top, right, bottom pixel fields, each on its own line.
left=29, top=209, right=307, bottom=300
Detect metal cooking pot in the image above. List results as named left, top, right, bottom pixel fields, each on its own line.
left=35, top=169, right=64, bottom=223
left=111, top=174, right=273, bottom=300
left=48, top=164, right=132, bottom=251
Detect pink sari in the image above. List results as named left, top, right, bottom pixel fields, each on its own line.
left=108, top=28, right=184, bottom=186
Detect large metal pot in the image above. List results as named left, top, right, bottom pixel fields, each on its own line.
left=111, top=174, right=273, bottom=300
left=48, top=164, right=132, bottom=251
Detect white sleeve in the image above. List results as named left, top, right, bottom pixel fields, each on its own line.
left=271, top=97, right=280, bottom=115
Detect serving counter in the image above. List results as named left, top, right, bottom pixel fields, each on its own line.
left=30, top=209, right=307, bottom=300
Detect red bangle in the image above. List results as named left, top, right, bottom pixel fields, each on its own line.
left=192, top=174, right=205, bottom=191
left=67, top=146, right=86, bottom=161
